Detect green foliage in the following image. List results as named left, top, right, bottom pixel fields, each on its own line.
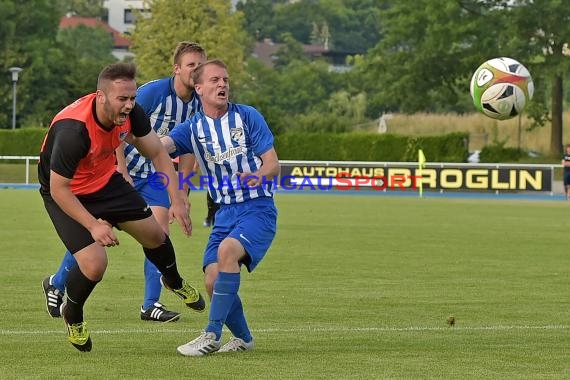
left=1, top=0, right=569, bottom=158
left=0, top=0, right=65, bottom=128
left=0, top=128, right=47, bottom=155
left=480, top=143, right=525, bottom=163
left=318, top=0, right=381, bottom=52
left=0, top=1, right=116, bottom=129
left=57, top=24, right=115, bottom=62
left=131, top=0, right=250, bottom=87
left=236, top=0, right=280, bottom=40
left=19, top=28, right=116, bottom=128
left=275, top=132, right=468, bottom=162
left=273, top=33, right=308, bottom=68
left=56, top=24, right=117, bottom=101
left=239, top=0, right=380, bottom=52
left=236, top=59, right=349, bottom=133
left=353, top=0, right=502, bottom=117
left=60, top=0, right=105, bottom=18
left=271, top=0, right=323, bottom=45
left=356, top=0, right=570, bottom=154
left=0, top=127, right=467, bottom=162
left=404, top=133, right=469, bottom=162
left=502, top=0, right=570, bottom=155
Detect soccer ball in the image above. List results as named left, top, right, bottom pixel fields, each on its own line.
left=470, top=57, right=534, bottom=120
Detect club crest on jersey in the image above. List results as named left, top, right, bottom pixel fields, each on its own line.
left=119, top=131, right=128, bottom=140
left=230, top=127, right=243, bottom=142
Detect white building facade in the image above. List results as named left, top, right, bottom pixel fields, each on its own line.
left=103, top=0, right=146, bottom=34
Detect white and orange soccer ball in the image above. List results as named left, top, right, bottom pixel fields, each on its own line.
left=470, top=57, right=534, bottom=120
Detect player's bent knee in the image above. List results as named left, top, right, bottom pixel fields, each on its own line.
left=144, top=232, right=168, bottom=249
left=122, top=218, right=167, bottom=248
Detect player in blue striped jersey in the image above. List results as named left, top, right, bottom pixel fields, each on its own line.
left=42, top=42, right=207, bottom=323
left=162, top=59, right=280, bottom=355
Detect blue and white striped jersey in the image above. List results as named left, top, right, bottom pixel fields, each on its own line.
left=125, top=77, right=201, bottom=178
left=169, top=103, right=275, bottom=205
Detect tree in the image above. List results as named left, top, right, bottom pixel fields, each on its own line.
left=353, top=0, right=501, bottom=117
left=497, top=0, right=570, bottom=155
left=0, top=0, right=67, bottom=128
left=57, top=24, right=117, bottom=98
left=356, top=0, right=570, bottom=156
left=273, top=33, right=307, bottom=68
left=239, top=0, right=381, bottom=51
left=237, top=56, right=349, bottom=133
left=131, top=0, right=250, bottom=87
left=318, top=0, right=381, bottom=52
left=236, top=0, right=280, bottom=41
left=60, top=0, right=105, bottom=18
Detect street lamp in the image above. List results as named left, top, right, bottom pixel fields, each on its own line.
left=8, top=67, right=23, bottom=130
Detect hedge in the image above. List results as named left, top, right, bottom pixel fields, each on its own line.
left=275, top=132, right=469, bottom=162
left=0, top=128, right=470, bottom=163
left=0, top=128, right=47, bottom=156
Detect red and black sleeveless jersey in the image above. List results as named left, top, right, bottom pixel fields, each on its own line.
left=38, top=93, right=151, bottom=195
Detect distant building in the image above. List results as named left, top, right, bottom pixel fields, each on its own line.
left=59, top=15, right=133, bottom=60
left=253, top=38, right=357, bottom=72
left=103, top=0, right=147, bottom=35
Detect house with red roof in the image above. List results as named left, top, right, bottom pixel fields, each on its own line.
left=59, top=15, right=133, bottom=60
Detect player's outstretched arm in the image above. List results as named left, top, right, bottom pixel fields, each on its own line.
left=131, top=131, right=192, bottom=236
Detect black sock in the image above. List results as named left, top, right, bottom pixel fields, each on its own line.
left=143, top=235, right=182, bottom=289
left=65, top=266, right=100, bottom=324
left=207, top=194, right=218, bottom=220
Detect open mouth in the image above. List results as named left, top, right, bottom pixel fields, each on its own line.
left=217, top=90, right=226, bottom=97
left=117, top=112, right=128, bottom=123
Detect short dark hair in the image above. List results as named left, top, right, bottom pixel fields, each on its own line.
left=173, top=41, right=206, bottom=65
left=97, top=62, right=136, bottom=89
left=191, top=59, right=227, bottom=85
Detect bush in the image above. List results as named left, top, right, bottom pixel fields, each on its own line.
left=275, top=132, right=468, bottom=162
left=0, top=128, right=470, bottom=163
left=480, top=143, right=524, bottom=163
left=0, top=128, right=47, bottom=156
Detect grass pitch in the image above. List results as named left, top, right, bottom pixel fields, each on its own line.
left=0, top=190, right=569, bottom=379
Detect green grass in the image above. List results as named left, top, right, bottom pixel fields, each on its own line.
left=1, top=190, right=570, bottom=379
left=0, top=162, right=39, bottom=183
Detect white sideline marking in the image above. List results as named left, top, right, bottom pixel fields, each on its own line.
left=1, top=325, right=570, bottom=336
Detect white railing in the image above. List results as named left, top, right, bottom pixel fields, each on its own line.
left=0, top=155, right=40, bottom=185
left=0, top=156, right=564, bottom=194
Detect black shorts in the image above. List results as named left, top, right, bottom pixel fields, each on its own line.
left=42, top=172, right=153, bottom=253
left=564, top=171, right=570, bottom=186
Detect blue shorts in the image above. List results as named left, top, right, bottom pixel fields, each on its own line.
left=133, top=177, right=170, bottom=208
left=203, top=197, right=277, bottom=272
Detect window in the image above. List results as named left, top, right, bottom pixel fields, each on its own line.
left=124, top=9, right=135, bottom=24
left=124, top=8, right=150, bottom=25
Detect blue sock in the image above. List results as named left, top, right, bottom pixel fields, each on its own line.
left=225, top=295, right=252, bottom=343
left=143, top=258, right=162, bottom=310
left=205, top=272, right=240, bottom=340
left=52, top=250, right=77, bottom=292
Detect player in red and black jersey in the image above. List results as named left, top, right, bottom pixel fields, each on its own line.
left=38, top=62, right=204, bottom=352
